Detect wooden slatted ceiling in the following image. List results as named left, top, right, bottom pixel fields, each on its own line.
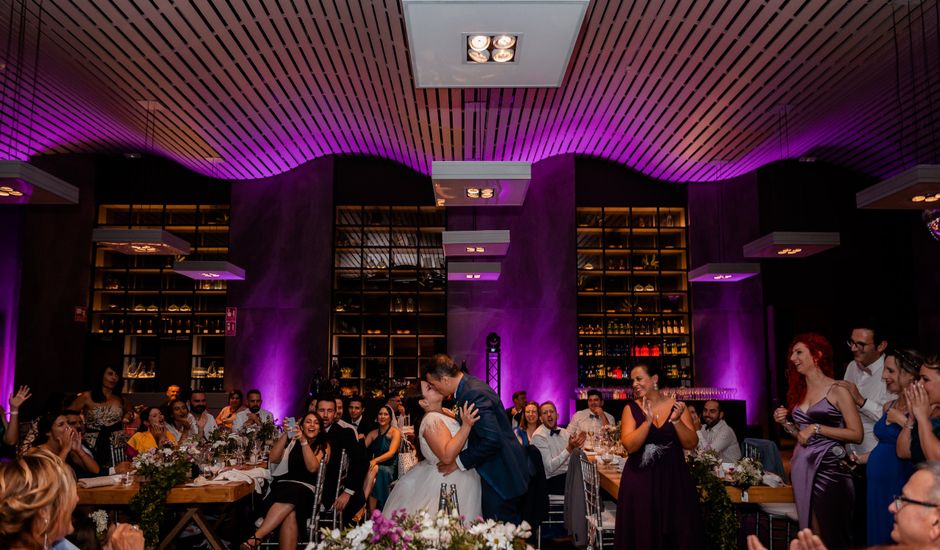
left=0, top=0, right=938, bottom=182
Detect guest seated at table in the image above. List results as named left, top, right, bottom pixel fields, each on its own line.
left=696, top=400, right=741, bottom=462
left=362, top=405, right=401, bottom=511
left=242, top=412, right=330, bottom=550
left=127, top=407, right=176, bottom=457
left=1, top=386, right=31, bottom=456
left=165, top=398, right=195, bottom=442
left=233, top=389, right=274, bottom=433
left=688, top=403, right=703, bottom=432
left=514, top=401, right=540, bottom=446
left=69, top=366, right=131, bottom=468
left=163, top=385, right=180, bottom=407
left=568, top=389, right=615, bottom=436
left=30, top=410, right=101, bottom=478
left=532, top=401, right=586, bottom=495
left=773, top=334, right=862, bottom=549
left=62, top=409, right=132, bottom=475
left=216, top=389, right=245, bottom=431
left=189, top=390, right=217, bottom=440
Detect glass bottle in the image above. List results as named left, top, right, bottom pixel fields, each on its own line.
left=406, top=297, right=415, bottom=313
left=393, top=296, right=403, bottom=313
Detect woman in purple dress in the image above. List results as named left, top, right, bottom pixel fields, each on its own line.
left=773, top=334, right=862, bottom=549
left=615, top=363, right=703, bottom=550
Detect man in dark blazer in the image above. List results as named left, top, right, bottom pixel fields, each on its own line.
left=316, top=395, right=367, bottom=525
left=347, top=395, right=374, bottom=441
left=425, top=354, right=530, bottom=522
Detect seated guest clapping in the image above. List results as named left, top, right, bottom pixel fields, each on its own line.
left=568, top=389, right=614, bottom=436
left=127, top=407, right=176, bottom=457
left=30, top=410, right=101, bottom=478
left=189, top=390, right=217, bottom=440
left=233, top=389, right=274, bottom=433
left=243, top=412, right=330, bottom=550
left=696, top=400, right=741, bottom=462
left=166, top=399, right=195, bottom=442
left=532, top=401, right=586, bottom=495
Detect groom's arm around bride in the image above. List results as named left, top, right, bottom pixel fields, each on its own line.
left=424, top=354, right=530, bottom=522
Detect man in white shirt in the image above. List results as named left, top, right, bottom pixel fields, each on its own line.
left=232, top=389, right=274, bottom=432
left=188, top=390, right=217, bottom=440
left=532, top=401, right=587, bottom=495
left=833, top=322, right=893, bottom=547
left=568, top=389, right=615, bottom=435
left=696, top=400, right=741, bottom=462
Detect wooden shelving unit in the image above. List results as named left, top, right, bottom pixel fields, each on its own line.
left=90, top=204, right=230, bottom=392
left=576, top=207, right=694, bottom=386
left=329, top=206, right=447, bottom=399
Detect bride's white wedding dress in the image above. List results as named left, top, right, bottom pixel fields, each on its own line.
left=383, top=411, right=482, bottom=519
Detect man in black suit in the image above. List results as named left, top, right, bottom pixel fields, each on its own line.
left=425, top=354, right=530, bottom=522
left=347, top=395, right=374, bottom=441
left=316, top=395, right=367, bottom=525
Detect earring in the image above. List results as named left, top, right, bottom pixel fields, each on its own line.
left=653, top=382, right=658, bottom=391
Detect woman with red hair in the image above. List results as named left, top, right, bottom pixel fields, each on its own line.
left=773, top=333, right=863, bottom=548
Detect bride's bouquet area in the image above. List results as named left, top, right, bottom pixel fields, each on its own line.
left=314, top=509, right=532, bottom=550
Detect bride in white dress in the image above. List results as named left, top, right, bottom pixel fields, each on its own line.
left=383, top=381, right=482, bottom=519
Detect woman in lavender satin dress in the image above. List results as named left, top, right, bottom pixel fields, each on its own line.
left=774, top=334, right=863, bottom=549
left=615, top=363, right=703, bottom=550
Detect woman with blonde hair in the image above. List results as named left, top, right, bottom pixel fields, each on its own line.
left=0, top=449, right=79, bottom=549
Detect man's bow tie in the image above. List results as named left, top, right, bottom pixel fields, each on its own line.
left=550, top=428, right=561, bottom=436
left=590, top=413, right=598, bottom=419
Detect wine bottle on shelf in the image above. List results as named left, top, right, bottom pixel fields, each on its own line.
left=393, top=296, right=403, bottom=313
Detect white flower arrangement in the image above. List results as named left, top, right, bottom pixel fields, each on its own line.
left=731, top=456, right=763, bottom=488
left=89, top=509, right=109, bottom=541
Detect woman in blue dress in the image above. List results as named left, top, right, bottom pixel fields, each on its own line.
left=513, top=401, right=540, bottom=446
left=364, top=405, right=401, bottom=511
left=865, top=349, right=921, bottom=545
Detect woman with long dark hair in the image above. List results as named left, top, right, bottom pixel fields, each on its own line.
left=69, top=366, right=130, bottom=467
left=30, top=411, right=100, bottom=478
left=126, top=407, right=176, bottom=457
left=363, top=405, right=401, bottom=511
left=773, top=333, right=862, bottom=548
left=242, top=412, right=329, bottom=549
left=514, top=401, right=540, bottom=446
left=898, top=355, right=940, bottom=462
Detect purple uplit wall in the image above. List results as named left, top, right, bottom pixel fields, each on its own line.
left=225, top=157, right=335, bottom=420
left=688, top=174, right=768, bottom=428
left=447, top=155, right=578, bottom=423
left=0, top=210, right=23, bottom=409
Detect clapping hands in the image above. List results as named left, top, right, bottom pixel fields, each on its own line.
left=906, top=382, right=933, bottom=423
left=668, top=401, right=687, bottom=424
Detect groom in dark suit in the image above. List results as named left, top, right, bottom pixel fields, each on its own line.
left=424, top=354, right=530, bottom=522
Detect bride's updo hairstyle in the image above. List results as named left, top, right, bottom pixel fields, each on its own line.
left=0, top=450, right=78, bottom=549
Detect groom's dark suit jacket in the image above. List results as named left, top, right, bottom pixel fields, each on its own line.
left=456, top=374, right=530, bottom=499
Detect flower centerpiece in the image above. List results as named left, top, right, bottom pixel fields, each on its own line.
left=129, top=443, right=199, bottom=549
left=731, top=456, right=763, bottom=489
left=240, top=420, right=278, bottom=460
left=206, top=427, right=244, bottom=462
left=89, top=509, right=109, bottom=544
left=315, top=509, right=532, bottom=550
left=686, top=450, right=738, bottom=550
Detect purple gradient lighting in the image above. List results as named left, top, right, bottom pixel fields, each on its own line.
left=688, top=263, right=760, bottom=283
left=172, top=261, right=245, bottom=280
left=0, top=213, right=22, bottom=418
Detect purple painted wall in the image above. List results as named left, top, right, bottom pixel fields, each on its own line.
left=0, top=210, right=23, bottom=407
left=446, top=155, right=578, bottom=422
left=225, top=157, right=335, bottom=419
left=688, top=173, right=768, bottom=429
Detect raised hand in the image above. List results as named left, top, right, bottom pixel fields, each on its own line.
left=104, top=523, right=145, bottom=550
left=459, top=402, right=480, bottom=426
left=907, top=383, right=931, bottom=423
left=789, top=528, right=828, bottom=550
left=641, top=399, right=654, bottom=422
left=9, top=386, right=31, bottom=410
left=69, top=429, right=83, bottom=453
left=668, top=401, right=687, bottom=424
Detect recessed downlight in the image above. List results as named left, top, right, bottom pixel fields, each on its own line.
left=468, top=35, right=490, bottom=51
left=493, top=35, right=516, bottom=49
left=467, top=49, right=489, bottom=63
left=492, top=49, right=514, bottom=63
left=464, top=34, right=517, bottom=64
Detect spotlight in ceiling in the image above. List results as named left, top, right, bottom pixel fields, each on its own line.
left=433, top=161, right=530, bottom=206
left=493, top=34, right=516, bottom=49
left=857, top=164, right=940, bottom=209
left=491, top=48, right=514, bottom=63
left=467, top=49, right=490, bottom=63
left=468, top=35, right=491, bottom=51
left=464, top=33, right=518, bottom=64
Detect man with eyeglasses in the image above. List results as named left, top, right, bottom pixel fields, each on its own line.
left=748, top=462, right=940, bottom=549
left=833, top=321, right=893, bottom=545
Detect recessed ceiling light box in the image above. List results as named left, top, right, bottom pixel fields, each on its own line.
left=856, top=164, right=940, bottom=209
left=93, top=229, right=191, bottom=255
left=688, top=263, right=760, bottom=283
left=173, top=260, right=245, bottom=280
left=743, top=231, right=840, bottom=258
left=448, top=262, right=501, bottom=281
left=402, top=0, right=589, bottom=88
left=0, top=161, right=79, bottom=204
left=442, top=230, right=510, bottom=257
left=432, top=161, right=530, bottom=206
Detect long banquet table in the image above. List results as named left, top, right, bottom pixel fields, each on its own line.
left=78, top=481, right=254, bottom=550
left=595, top=461, right=794, bottom=503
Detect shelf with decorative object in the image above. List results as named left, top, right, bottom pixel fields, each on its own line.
left=89, top=204, right=231, bottom=393
left=577, top=207, right=694, bottom=387
left=330, top=206, right=447, bottom=399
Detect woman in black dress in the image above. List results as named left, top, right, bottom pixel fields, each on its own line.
left=615, top=363, right=703, bottom=550
left=243, top=412, right=330, bottom=549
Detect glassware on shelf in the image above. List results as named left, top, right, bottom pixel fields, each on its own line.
left=392, top=296, right=403, bottom=313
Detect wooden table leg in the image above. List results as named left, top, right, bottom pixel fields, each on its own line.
left=156, top=506, right=229, bottom=550
left=192, top=509, right=227, bottom=550
left=158, top=508, right=197, bottom=550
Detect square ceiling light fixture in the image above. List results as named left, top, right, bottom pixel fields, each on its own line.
left=688, top=263, right=760, bottom=283
left=173, top=260, right=245, bottom=280
left=743, top=231, right=840, bottom=258
left=447, top=261, right=501, bottom=281
left=432, top=161, right=530, bottom=206
left=856, top=164, right=940, bottom=209
left=0, top=160, right=79, bottom=204
left=442, top=230, right=510, bottom=257
left=402, top=0, right=589, bottom=87
left=93, top=229, right=192, bottom=255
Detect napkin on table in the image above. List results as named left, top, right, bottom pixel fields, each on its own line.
left=78, top=475, right=123, bottom=488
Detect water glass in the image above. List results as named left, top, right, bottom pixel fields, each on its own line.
left=122, top=471, right=134, bottom=487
